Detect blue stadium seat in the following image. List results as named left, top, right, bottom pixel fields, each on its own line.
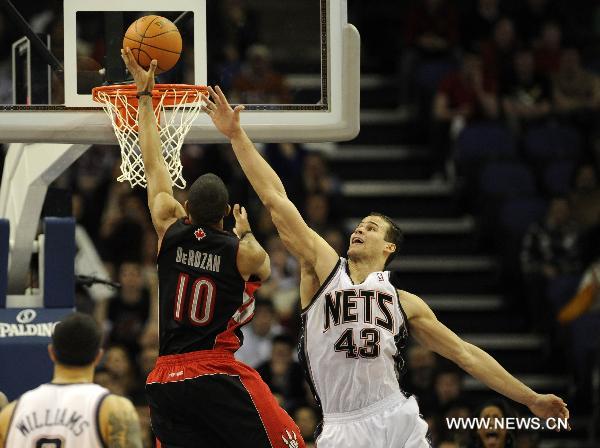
left=499, top=197, right=547, bottom=238
left=479, top=162, right=537, bottom=198
left=546, top=274, right=581, bottom=312
left=524, top=123, right=582, bottom=163
left=414, top=60, right=457, bottom=92
left=456, top=123, right=516, bottom=167
left=543, top=162, right=575, bottom=196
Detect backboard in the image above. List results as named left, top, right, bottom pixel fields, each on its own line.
left=0, top=0, right=360, bottom=143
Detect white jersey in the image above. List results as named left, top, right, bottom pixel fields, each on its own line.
left=300, top=258, right=409, bottom=415
left=6, top=383, right=110, bottom=448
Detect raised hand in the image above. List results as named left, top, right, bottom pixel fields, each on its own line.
left=120, top=47, right=157, bottom=92
left=202, top=86, right=245, bottom=139
left=528, top=394, right=570, bottom=431
left=232, top=204, right=252, bottom=239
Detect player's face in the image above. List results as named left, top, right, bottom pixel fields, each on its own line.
left=347, top=215, right=390, bottom=261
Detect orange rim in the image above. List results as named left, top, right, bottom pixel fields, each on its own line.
left=92, top=83, right=208, bottom=129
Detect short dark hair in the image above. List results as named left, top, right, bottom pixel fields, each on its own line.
left=369, top=212, right=403, bottom=267
left=52, top=312, right=102, bottom=367
left=272, top=334, right=295, bottom=348
left=187, top=173, right=229, bottom=225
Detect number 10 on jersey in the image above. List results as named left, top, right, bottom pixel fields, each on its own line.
left=174, top=273, right=217, bottom=326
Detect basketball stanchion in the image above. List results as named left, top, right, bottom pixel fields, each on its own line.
left=92, top=84, right=207, bottom=189
left=0, top=218, right=76, bottom=400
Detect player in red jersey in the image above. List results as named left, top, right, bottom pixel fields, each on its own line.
left=121, top=48, right=304, bottom=448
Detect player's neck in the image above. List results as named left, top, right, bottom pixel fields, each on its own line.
left=347, top=258, right=384, bottom=284
left=52, top=364, right=95, bottom=384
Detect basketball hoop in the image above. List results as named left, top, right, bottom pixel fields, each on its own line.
left=92, top=84, right=208, bottom=189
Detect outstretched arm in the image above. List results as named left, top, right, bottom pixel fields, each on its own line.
left=233, top=204, right=271, bottom=281
left=400, top=290, right=570, bottom=426
left=203, top=86, right=338, bottom=284
left=121, top=48, right=186, bottom=241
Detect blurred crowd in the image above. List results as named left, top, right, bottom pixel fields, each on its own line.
left=1, top=0, right=600, bottom=447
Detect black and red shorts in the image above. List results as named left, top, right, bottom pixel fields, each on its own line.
left=146, top=350, right=305, bottom=448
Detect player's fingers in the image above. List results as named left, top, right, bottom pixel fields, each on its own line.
left=241, top=206, right=247, bottom=218
left=149, top=59, right=158, bottom=77
left=233, top=204, right=240, bottom=218
left=215, top=86, right=230, bottom=105
left=200, top=94, right=215, bottom=109
left=234, top=105, right=245, bottom=120
left=207, top=86, right=221, bottom=105
left=200, top=105, right=211, bottom=115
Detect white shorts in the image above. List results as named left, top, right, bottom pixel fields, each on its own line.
left=316, top=392, right=430, bottom=448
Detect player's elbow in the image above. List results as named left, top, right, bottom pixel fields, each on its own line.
left=262, top=190, right=286, bottom=211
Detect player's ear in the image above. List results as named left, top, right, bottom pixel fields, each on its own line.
left=184, top=200, right=190, bottom=217
left=47, top=344, right=56, bottom=363
left=385, top=242, right=396, bottom=255
left=225, top=204, right=232, bottom=217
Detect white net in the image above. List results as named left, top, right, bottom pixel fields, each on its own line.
left=94, top=86, right=205, bottom=189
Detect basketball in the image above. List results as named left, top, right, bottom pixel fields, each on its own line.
left=123, top=15, right=182, bottom=74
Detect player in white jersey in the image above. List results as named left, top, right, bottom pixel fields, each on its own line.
left=203, top=87, right=570, bottom=447
left=0, top=313, right=143, bottom=448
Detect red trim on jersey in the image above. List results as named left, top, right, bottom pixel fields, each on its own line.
left=213, top=281, right=260, bottom=352
left=147, top=349, right=305, bottom=448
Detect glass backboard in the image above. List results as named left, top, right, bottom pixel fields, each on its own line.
left=0, top=0, right=359, bottom=143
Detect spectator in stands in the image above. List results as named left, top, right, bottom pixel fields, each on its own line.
left=521, top=197, right=582, bottom=330
left=432, top=52, right=498, bottom=167
left=258, top=236, right=299, bottom=322
left=94, top=368, right=125, bottom=395
left=403, top=346, right=438, bottom=415
left=236, top=298, right=284, bottom=367
left=440, top=400, right=472, bottom=448
left=404, top=0, right=459, bottom=58
left=99, top=192, right=150, bottom=266
left=439, top=441, right=460, bottom=448
left=102, top=345, right=140, bottom=397
left=232, top=44, right=291, bottom=104
left=481, top=17, right=518, bottom=89
left=216, top=0, right=259, bottom=68
left=470, top=400, right=515, bottom=448
left=534, top=21, right=563, bottom=75
left=304, top=193, right=334, bottom=235
left=133, top=399, right=153, bottom=448
left=256, top=335, right=306, bottom=411
left=265, top=142, right=305, bottom=203
left=302, top=152, right=340, bottom=198
left=97, top=262, right=152, bottom=356
left=434, top=52, right=499, bottom=126
left=323, top=228, right=346, bottom=257
left=434, top=367, right=464, bottom=414
left=515, top=0, right=562, bottom=46
left=502, top=49, right=553, bottom=132
left=399, top=0, right=460, bottom=105
left=569, top=164, right=600, bottom=234
left=137, top=345, right=159, bottom=380
left=461, top=0, right=503, bottom=51
left=553, top=48, right=600, bottom=151
left=557, top=261, right=599, bottom=324
left=293, top=405, right=319, bottom=445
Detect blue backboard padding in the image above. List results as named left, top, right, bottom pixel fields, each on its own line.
left=43, top=218, right=75, bottom=309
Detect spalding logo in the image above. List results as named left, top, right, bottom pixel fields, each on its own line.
left=16, top=309, right=37, bottom=324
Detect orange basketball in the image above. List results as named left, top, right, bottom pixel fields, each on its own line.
left=123, top=15, right=182, bottom=74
